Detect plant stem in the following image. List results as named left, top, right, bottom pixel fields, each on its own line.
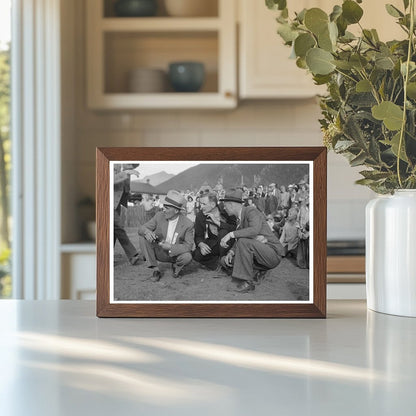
left=397, top=0, right=415, bottom=188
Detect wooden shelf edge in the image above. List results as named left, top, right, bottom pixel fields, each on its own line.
left=101, top=17, right=221, bottom=32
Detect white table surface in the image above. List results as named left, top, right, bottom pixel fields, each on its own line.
left=0, top=300, right=415, bottom=416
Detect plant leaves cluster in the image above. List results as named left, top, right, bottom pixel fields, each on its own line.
left=267, top=0, right=416, bottom=193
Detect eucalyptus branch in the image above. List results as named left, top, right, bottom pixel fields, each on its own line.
left=397, top=0, right=415, bottom=188
left=334, top=68, right=359, bottom=84
left=358, top=69, right=381, bottom=104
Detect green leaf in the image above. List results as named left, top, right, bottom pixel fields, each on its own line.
left=305, top=48, right=335, bottom=75
left=372, top=101, right=404, bottom=131
left=403, top=0, right=409, bottom=10
left=375, top=55, right=395, bottom=70
left=296, top=57, right=308, bottom=69
left=318, top=27, right=334, bottom=52
left=313, top=74, right=332, bottom=85
left=336, top=15, right=348, bottom=36
left=342, top=0, right=363, bottom=24
left=266, top=0, right=287, bottom=10
left=356, top=79, right=372, bottom=92
left=350, top=152, right=367, bottom=167
left=330, top=5, right=342, bottom=22
left=339, top=32, right=356, bottom=43
left=350, top=54, right=368, bottom=70
left=294, top=33, right=316, bottom=58
left=304, top=8, right=329, bottom=35
left=296, top=8, right=307, bottom=23
left=407, top=82, right=416, bottom=99
left=333, top=60, right=352, bottom=70
left=371, top=29, right=380, bottom=42
left=359, top=170, right=391, bottom=180
left=277, top=23, right=298, bottom=43
left=389, top=132, right=409, bottom=162
left=385, top=4, right=404, bottom=18
left=334, top=140, right=355, bottom=151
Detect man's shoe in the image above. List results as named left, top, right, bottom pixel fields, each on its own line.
left=235, top=280, right=255, bottom=293
left=253, top=270, right=267, bottom=285
left=151, top=270, right=162, bottom=282
left=172, top=264, right=184, bottom=279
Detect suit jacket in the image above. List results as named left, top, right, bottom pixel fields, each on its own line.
left=114, top=172, right=130, bottom=210
left=138, top=212, right=194, bottom=257
left=233, top=206, right=284, bottom=255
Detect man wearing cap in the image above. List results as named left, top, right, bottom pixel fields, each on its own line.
left=137, top=190, right=194, bottom=281
left=219, top=188, right=284, bottom=293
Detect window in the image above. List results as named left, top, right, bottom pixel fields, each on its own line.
left=0, top=0, right=11, bottom=298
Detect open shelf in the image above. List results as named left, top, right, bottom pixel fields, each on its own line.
left=86, top=0, right=236, bottom=109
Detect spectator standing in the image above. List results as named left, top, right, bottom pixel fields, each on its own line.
left=113, top=163, right=143, bottom=265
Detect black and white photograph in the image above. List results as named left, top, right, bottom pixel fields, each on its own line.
left=110, top=160, right=313, bottom=303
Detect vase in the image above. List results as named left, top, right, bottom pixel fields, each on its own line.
left=366, top=189, right=416, bottom=317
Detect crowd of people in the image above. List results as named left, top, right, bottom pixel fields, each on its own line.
left=114, top=164, right=310, bottom=294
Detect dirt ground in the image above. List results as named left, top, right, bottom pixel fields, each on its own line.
left=113, top=227, right=310, bottom=302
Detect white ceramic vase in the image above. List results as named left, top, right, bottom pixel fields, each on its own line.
left=366, top=190, right=416, bottom=317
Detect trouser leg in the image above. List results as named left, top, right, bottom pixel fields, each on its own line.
left=138, top=236, right=159, bottom=267
left=114, top=210, right=138, bottom=260
left=193, top=247, right=219, bottom=270
left=175, top=252, right=193, bottom=267
left=232, top=238, right=281, bottom=281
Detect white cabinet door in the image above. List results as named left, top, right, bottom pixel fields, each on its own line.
left=238, top=0, right=403, bottom=99
left=239, top=0, right=326, bottom=99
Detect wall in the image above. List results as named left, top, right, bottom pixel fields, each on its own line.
left=61, top=0, right=374, bottom=243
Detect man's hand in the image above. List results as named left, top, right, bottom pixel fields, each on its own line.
left=144, top=230, right=157, bottom=242
left=198, top=242, right=212, bottom=256
left=220, top=232, right=233, bottom=248
left=159, top=241, right=172, bottom=251
left=255, top=235, right=268, bottom=243
left=224, top=250, right=234, bottom=267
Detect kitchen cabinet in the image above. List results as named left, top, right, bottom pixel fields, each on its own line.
left=86, top=0, right=237, bottom=109
left=238, top=0, right=325, bottom=99
left=238, top=0, right=404, bottom=99
left=61, top=244, right=96, bottom=300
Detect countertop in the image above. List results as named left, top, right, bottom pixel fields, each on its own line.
left=0, top=300, right=415, bottom=415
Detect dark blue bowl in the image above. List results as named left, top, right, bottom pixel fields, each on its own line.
left=114, top=0, right=157, bottom=17
left=168, top=62, right=205, bottom=93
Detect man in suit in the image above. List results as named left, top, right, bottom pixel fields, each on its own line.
left=138, top=190, right=194, bottom=282
left=219, top=189, right=284, bottom=293
left=193, top=192, right=236, bottom=270
left=114, top=163, right=143, bottom=265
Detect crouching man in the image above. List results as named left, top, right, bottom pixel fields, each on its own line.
left=193, top=192, right=236, bottom=271
left=219, top=189, right=284, bottom=293
left=138, top=190, right=194, bottom=282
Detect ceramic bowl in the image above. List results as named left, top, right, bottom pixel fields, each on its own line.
left=168, top=62, right=205, bottom=92
left=114, top=0, right=158, bottom=17
left=128, top=68, right=167, bottom=93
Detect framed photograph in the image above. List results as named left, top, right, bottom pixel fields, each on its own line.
left=96, top=147, right=326, bottom=317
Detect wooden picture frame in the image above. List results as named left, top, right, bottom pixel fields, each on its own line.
left=96, top=147, right=326, bottom=317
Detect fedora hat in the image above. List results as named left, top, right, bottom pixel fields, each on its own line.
left=163, top=190, right=186, bottom=210
left=220, top=188, right=243, bottom=203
